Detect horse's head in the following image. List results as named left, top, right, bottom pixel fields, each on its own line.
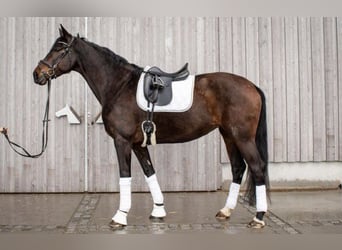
left=33, top=25, right=78, bottom=85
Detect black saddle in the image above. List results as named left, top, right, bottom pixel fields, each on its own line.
left=147, top=63, right=189, bottom=80
left=144, top=63, right=189, bottom=106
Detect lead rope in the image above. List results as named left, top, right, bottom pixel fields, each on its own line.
left=0, top=79, right=51, bottom=158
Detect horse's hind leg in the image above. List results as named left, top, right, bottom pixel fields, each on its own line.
left=216, top=134, right=246, bottom=220
left=235, top=140, right=268, bottom=228
left=133, top=145, right=166, bottom=220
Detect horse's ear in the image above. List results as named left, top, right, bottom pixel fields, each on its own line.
left=59, top=24, right=72, bottom=40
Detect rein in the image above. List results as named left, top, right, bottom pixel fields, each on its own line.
left=0, top=79, right=51, bottom=158
left=0, top=37, right=76, bottom=158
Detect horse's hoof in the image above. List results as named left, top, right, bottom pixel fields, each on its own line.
left=215, top=207, right=231, bottom=221
left=109, top=220, right=126, bottom=230
left=149, top=215, right=165, bottom=223
left=247, top=217, right=265, bottom=229
left=215, top=211, right=230, bottom=221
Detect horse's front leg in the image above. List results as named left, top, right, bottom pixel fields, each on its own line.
left=133, top=145, right=166, bottom=221
left=110, top=136, right=133, bottom=229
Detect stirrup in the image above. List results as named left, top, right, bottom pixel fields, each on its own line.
left=141, top=120, right=156, bottom=147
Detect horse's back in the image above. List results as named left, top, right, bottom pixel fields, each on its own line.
left=195, top=72, right=257, bottom=89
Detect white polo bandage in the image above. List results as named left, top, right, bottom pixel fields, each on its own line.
left=145, top=174, right=164, bottom=204
left=118, top=177, right=132, bottom=212
left=112, top=210, right=128, bottom=225
left=225, top=182, right=240, bottom=209
left=256, top=185, right=268, bottom=212
left=151, top=204, right=167, bottom=218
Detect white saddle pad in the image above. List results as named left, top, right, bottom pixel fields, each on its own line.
left=136, top=66, right=195, bottom=112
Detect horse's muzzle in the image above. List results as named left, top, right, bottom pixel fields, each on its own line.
left=33, top=69, right=47, bottom=85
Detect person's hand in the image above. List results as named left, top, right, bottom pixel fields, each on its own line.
left=0, top=127, right=8, bottom=135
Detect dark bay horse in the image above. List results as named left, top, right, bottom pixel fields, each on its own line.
left=33, top=25, right=269, bottom=229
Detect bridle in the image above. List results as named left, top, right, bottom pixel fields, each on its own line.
left=38, top=37, right=75, bottom=80
left=0, top=37, right=76, bottom=158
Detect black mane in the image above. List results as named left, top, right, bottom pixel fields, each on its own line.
left=82, top=38, right=143, bottom=72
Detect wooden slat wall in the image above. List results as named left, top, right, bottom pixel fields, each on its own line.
left=298, top=17, right=313, bottom=162
left=259, top=17, right=274, bottom=162
left=338, top=18, right=342, bottom=160
left=271, top=17, right=288, bottom=162
left=285, top=17, right=300, bottom=162
left=0, top=17, right=341, bottom=192
left=219, top=17, right=342, bottom=163
left=0, top=17, right=86, bottom=192
left=311, top=17, right=326, bottom=162
left=324, top=18, right=339, bottom=161
left=86, top=17, right=220, bottom=192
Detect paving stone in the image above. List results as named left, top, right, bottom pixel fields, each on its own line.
left=331, top=220, right=342, bottom=225
left=1, top=191, right=341, bottom=234
left=180, top=224, right=192, bottom=230
left=191, top=224, right=203, bottom=230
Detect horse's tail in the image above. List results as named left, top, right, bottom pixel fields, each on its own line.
left=245, top=86, right=270, bottom=206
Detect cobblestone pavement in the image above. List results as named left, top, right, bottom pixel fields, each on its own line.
left=0, top=190, right=341, bottom=234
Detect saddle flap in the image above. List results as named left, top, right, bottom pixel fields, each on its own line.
left=144, top=68, right=173, bottom=106
left=137, top=69, right=195, bottom=113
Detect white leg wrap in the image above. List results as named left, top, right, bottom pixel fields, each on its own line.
left=256, top=185, right=268, bottom=212
left=145, top=174, right=164, bottom=204
left=225, top=182, right=241, bottom=209
left=151, top=204, right=167, bottom=218
left=112, top=178, right=132, bottom=225
left=112, top=210, right=128, bottom=226
left=118, top=177, right=132, bottom=212
left=145, top=174, right=166, bottom=218
left=219, top=182, right=240, bottom=217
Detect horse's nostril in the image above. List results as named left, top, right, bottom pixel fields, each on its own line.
left=33, top=71, right=38, bottom=82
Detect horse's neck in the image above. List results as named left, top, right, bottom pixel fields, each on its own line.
left=73, top=42, right=134, bottom=105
